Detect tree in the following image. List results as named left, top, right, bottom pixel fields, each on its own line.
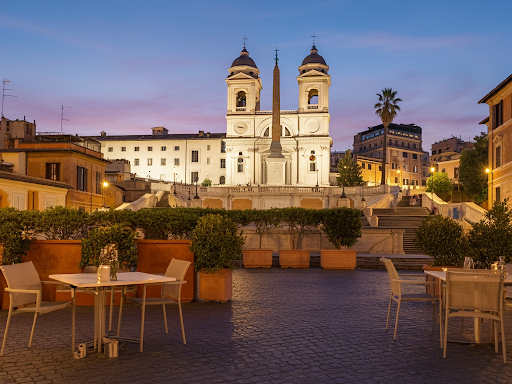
left=426, top=172, right=453, bottom=194
left=374, top=88, right=402, bottom=185
left=458, top=132, right=488, bottom=203
left=336, top=150, right=364, bottom=186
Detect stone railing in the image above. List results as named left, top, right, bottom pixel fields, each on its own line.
left=115, top=193, right=159, bottom=211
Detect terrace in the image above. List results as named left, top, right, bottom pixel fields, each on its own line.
left=1, top=266, right=512, bottom=383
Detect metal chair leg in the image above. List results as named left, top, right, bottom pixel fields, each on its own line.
left=1, top=302, right=13, bottom=356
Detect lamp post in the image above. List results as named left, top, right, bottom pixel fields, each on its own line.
left=102, top=181, right=108, bottom=208
left=486, top=167, right=491, bottom=205
left=194, top=180, right=200, bottom=199
left=340, top=165, right=347, bottom=198
left=173, top=167, right=177, bottom=195
left=316, top=169, right=319, bottom=189
left=430, top=167, right=436, bottom=213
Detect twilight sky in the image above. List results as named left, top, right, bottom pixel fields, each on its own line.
left=1, top=0, right=511, bottom=152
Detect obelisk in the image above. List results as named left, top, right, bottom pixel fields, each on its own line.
left=265, top=48, right=286, bottom=185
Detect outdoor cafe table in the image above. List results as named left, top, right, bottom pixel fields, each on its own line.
left=49, top=272, right=177, bottom=354
left=424, top=269, right=512, bottom=343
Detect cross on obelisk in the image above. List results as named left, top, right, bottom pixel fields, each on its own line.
left=274, top=48, right=279, bottom=66
left=242, top=36, right=248, bottom=48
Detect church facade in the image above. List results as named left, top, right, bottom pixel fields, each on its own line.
left=92, top=44, right=333, bottom=187
left=224, top=45, right=332, bottom=186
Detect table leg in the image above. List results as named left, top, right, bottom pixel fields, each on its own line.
left=72, top=287, right=76, bottom=352
left=117, top=286, right=125, bottom=337
left=140, top=285, right=146, bottom=352
left=109, top=286, right=115, bottom=331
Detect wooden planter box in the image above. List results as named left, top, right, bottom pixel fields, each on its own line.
left=279, top=250, right=310, bottom=268
left=135, top=239, right=195, bottom=303
left=243, top=249, right=273, bottom=268
left=320, top=249, right=357, bottom=270
left=199, top=269, right=232, bottom=302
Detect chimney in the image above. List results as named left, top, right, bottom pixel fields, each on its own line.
left=207, top=132, right=210, bottom=138
left=198, top=130, right=204, bottom=137
left=100, top=131, right=106, bottom=137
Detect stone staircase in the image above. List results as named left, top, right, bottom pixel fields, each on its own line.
left=372, top=201, right=431, bottom=254
left=154, top=191, right=170, bottom=207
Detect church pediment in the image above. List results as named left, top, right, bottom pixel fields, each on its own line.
left=227, top=72, right=258, bottom=81
left=298, top=69, right=329, bottom=78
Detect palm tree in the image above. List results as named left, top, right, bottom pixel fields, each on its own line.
left=374, top=88, right=402, bottom=186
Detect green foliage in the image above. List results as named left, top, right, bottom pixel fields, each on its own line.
left=426, top=173, right=453, bottom=194
left=201, top=178, right=212, bottom=187
left=319, top=207, right=362, bottom=249
left=80, top=224, right=138, bottom=268
left=244, top=209, right=281, bottom=248
left=278, top=208, right=321, bottom=250
left=414, top=215, right=467, bottom=266
left=458, top=132, right=488, bottom=199
left=468, top=199, right=512, bottom=268
left=89, top=209, right=136, bottom=229
left=190, top=214, right=245, bottom=273
left=0, top=208, right=32, bottom=265
left=336, top=150, right=364, bottom=187
left=37, top=206, right=91, bottom=240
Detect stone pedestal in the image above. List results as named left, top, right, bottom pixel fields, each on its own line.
left=266, top=157, right=286, bottom=186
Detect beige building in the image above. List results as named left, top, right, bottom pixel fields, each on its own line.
left=353, top=123, right=429, bottom=187
left=430, top=137, right=473, bottom=182
left=479, top=74, right=512, bottom=205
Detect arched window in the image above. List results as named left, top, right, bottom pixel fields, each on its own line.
left=220, top=176, right=225, bottom=185
left=236, top=91, right=246, bottom=107
left=308, top=89, right=318, bottom=104
left=283, top=127, right=291, bottom=136
left=237, top=157, right=244, bottom=173
left=263, top=127, right=269, bottom=137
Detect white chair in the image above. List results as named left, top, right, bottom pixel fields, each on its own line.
left=117, top=258, right=190, bottom=351
left=381, top=258, right=440, bottom=342
left=1, top=261, right=70, bottom=356
left=443, top=269, right=506, bottom=363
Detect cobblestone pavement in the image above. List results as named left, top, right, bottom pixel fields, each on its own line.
left=1, top=268, right=512, bottom=383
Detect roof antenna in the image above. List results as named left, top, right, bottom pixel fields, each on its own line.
left=60, top=105, right=71, bottom=133
left=242, top=36, right=248, bottom=49
left=2, top=79, right=17, bottom=118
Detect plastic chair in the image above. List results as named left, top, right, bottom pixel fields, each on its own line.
left=0, top=261, right=70, bottom=356
left=381, top=258, right=440, bottom=341
left=443, top=269, right=506, bottom=363
left=117, top=258, right=190, bottom=351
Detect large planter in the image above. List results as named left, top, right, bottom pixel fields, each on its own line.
left=320, top=249, right=357, bottom=270
left=199, top=269, right=232, bottom=302
left=135, top=239, right=195, bottom=303
left=243, top=249, right=273, bottom=268
left=279, top=250, right=310, bottom=268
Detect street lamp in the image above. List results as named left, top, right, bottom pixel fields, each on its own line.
left=430, top=167, right=436, bottom=212
left=486, top=168, right=491, bottom=205
left=194, top=179, right=200, bottom=199
left=340, top=165, right=347, bottom=198
left=102, top=181, right=109, bottom=208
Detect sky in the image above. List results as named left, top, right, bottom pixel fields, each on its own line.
left=1, top=0, right=511, bottom=152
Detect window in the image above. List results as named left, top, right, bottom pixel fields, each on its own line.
left=413, top=165, right=418, bottom=173
left=134, top=159, right=139, bottom=166
left=148, top=146, right=153, bottom=151
left=221, top=141, right=226, bottom=153
left=45, top=163, right=60, bottom=181
left=207, top=145, right=211, bottom=151
left=77, top=166, right=87, bottom=191
left=263, top=128, right=269, bottom=137
left=174, top=158, right=180, bottom=166
left=308, top=89, right=318, bottom=104
left=191, top=150, right=199, bottom=163
left=368, top=164, right=372, bottom=170
left=412, top=154, right=418, bottom=159
left=238, top=164, right=244, bottom=172
left=413, top=143, right=417, bottom=149
left=148, top=158, right=153, bottom=166
left=454, top=167, right=459, bottom=179
left=121, top=147, right=126, bottom=152
left=493, top=100, right=504, bottom=129
left=236, top=91, right=246, bottom=107
left=220, top=176, right=225, bottom=185
left=394, top=177, right=398, bottom=184
left=395, top=140, right=398, bottom=146
left=135, top=146, right=140, bottom=151
left=191, top=172, right=199, bottom=183
left=207, top=158, right=210, bottom=165
left=310, top=162, right=316, bottom=172
left=403, top=179, right=409, bottom=185
left=496, top=187, right=501, bottom=202
left=108, top=147, right=113, bottom=152
left=161, top=158, right=166, bottom=166
left=175, top=146, right=180, bottom=151
left=361, top=163, right=366, bottom=169
left=496, top=146, right=502, bottom=168
left=96, top=172, right=101, bottom=194
left=239, top=151, right=243, bottom=156
left=442, top=168, right=446, bottom=173
left=379, top=166, right=382, bottom=171
left=392, top=163, right=398, bottom=169
left=161, top=146, right=166, bottom=151
left=402, top=152, right=408, bottom=158
left=220, top=159, right=226, bottom=168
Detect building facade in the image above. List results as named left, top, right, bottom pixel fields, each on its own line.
left=430, top=137, right=474, bottom=182
left=479, top=74, right=512, bottom=206
left=353, top=123, right=429, bottom=187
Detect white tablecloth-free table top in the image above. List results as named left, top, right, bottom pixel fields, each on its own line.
left=49, top=271, right=176, bottom=287
left=424, top=270, right=512, bottom=285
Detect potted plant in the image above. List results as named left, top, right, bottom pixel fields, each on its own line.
left=414, top=215, right=467, bottom=295
left=0, top=208, right=33, bottom=309
left=242, top=209, right=279, bottom=268
left=133, top=208, right=198, bottom=303
left=278, top=208, right=319, bottom=268
left=319, top=207, right=362, bottom=269
left=190, top=214, right=244, bottom=302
